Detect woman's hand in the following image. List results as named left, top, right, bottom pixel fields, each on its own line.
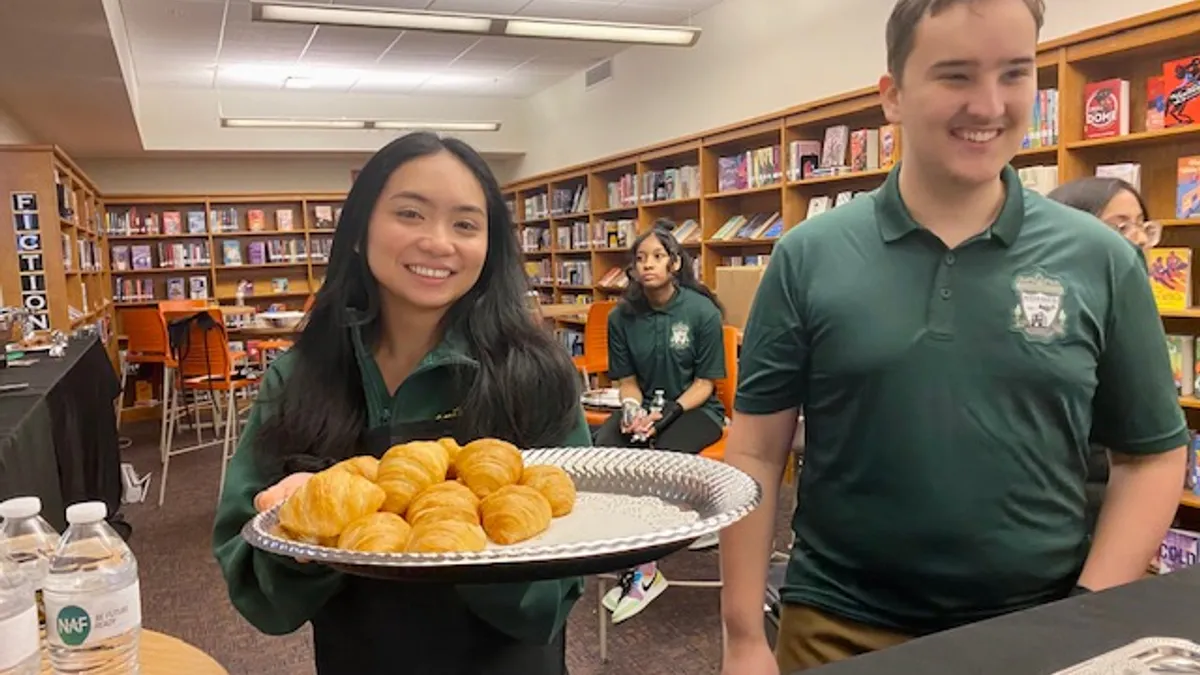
left=254, top=472, right=314, bottom=564
left=630, top=411, right=662, bottom=439
left=254, top=472, right=313, bottom=512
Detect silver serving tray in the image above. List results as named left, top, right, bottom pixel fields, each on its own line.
left=1051, top=638, right=1200, bottom=674
left=241, top=446, right=762, bottom=582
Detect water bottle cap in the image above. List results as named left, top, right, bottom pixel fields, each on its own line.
left=0, top=496, right=42, bottom=519
left=65, top=501, right=107, bottom=525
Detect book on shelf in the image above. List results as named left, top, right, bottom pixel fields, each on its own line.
left=221, top=240, right=243, bottom=266
left=523, top=192, right=550, bottom=220
left=1168, top=334, right=1196, bottom=396
left=1148, top=247, right=1192, bottom=311
left=717, top=146, right=781, bottom=192
left=1018, top=165, right=1059, bottom=195
left=1163, top=53, right=1200, bottom=128
left=1023, top=88, right=1059, bottom=149
left=276, top=209, right=295, bottom=231
left=551, top=184, right=589, bottom=216
left=604, top=173, right=637, bottom=209
left=1180, top=156, right=1200, bottom=220
left=1083, top=78, right=1131, bottom=139
left=1095, top=163, right=1141, bottom=192
left=162, top=212, right=182, bottom=235
left=642, top=166, right=700, bottom=202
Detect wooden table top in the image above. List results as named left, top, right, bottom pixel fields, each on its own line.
left=40, top=629, right=227, bottom=674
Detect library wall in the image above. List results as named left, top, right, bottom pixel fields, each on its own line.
left=514, top=0, right=1184, bottom=179
left=0, top=106, right=33, bottom=144
left=78, top=155, right=521, bottom=195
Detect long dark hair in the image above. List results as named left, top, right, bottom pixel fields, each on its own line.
left=255, top=132, right=580, bottom=476
left=619, top=218, right=723, bottom=316
left=1046, top=177, right=1149, bottom=220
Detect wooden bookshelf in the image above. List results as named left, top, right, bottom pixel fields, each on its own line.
left=103, top=192, right=345, bottom=322
left=0, top=144, right=116, bottom=364
left=504, top=2, right=1200, bottom=512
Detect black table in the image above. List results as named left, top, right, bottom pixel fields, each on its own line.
left=0, top=336, right=124, bottom=533
left=807, top=566, right=1200, bottom=674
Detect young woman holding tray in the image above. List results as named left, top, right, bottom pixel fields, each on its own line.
left=593, top=220, right=728, bottom=623
left=212, top=131, right=591, bottom=675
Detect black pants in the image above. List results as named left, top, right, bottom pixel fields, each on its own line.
left=593, top=408, right=723, bottom=454
left=311, top=579, right=568, bottom=675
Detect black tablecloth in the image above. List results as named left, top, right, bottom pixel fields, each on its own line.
left=807, top=565, right=1200, bottom=674
left=0, top=337, right=123, bottom=533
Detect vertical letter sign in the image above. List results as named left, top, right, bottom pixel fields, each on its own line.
left=11, top=192, right=51, bottom=331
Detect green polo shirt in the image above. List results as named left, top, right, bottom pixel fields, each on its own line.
left=608, top=286, right=727, bottom=425
left=736, top=164, right=1188, bottom=633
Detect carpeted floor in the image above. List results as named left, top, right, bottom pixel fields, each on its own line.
left=116, top=418, right=796, bottom=675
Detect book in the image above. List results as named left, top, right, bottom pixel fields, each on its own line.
left=1162, top=54, right=1200, bottom=128
left=1178, top=155, right=1200, bottom=220
left=1083, top=78, right=1130, bottom=139
left=1147, top=247, right=1192, bottom=311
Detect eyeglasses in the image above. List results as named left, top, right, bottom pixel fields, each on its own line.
left=1104, top=218, right=1162, bottom=248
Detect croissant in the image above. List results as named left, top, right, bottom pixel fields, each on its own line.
left=438, top=437, right=463, bottom=478
left=519, top=465, right=577, bottom=517
left=332, top=455, right=380, bottom=482
left=337, top=512, right=412, bottom=553
left=278, top=468, right=386, bottom=540
left=455, top=438, right=523, bottom=498
left=405, top=519, right=488, bottom=554
left=479, top=484, right=553, bottom=545
left=406, top=481, right=480, bottom=529
left=376, top=441, right=452, bottom=514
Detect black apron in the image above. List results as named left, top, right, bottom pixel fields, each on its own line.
left=288, top=420, right=570, bottom=675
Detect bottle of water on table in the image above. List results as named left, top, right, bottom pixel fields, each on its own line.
left=0, top=496, right=62, bottom=628
left=0, top=558, right=39, bottom=675
left=43, top=501, right=142, bottom=674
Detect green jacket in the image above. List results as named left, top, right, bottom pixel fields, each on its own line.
left=211, top=327, right=590, bottom=646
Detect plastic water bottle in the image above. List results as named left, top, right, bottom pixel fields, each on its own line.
left=43, top=502, right=141, bottom=674
left=0, top=496, right=62, bottom=627
left=649, top=390, right=666, bottom=416
left=0, top=557, right=40, bottom=675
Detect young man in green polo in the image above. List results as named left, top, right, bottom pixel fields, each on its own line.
left=718, top=1, right=1190, bottom=673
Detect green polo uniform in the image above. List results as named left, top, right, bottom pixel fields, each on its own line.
left=607, top=286, right=726, bottom=424
left=736, top=164, right=1188, bottom=633
left=212, top=320, right=590, bottom=652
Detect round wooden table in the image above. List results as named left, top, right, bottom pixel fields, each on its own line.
left=39, top=629, right=226, bottom=674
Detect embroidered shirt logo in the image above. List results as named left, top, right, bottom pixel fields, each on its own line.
left=435, top=407, right=461, bottom=421
left=669, top=322, right=691, bottom=350
left=1011, top=271, right=1067, bottom=340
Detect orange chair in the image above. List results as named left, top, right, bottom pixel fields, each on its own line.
left=159, top=308, right=256, bottom=506
left=572, top=301, right=616, bottom=426
left=116, top=307, right=176, bottom=458
left=700, top=325, right=741, bottom=461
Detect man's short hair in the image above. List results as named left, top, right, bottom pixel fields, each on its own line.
left=886, top=0, right=1045, bottom=81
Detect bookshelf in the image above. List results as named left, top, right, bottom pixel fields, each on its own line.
left=103, top=192, right=344, bottom=319
left=503, top=2, right=1200, bottom=515
left=0, top=145, right=116, bottom=363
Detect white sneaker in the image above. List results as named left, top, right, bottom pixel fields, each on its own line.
left=602, top=570, right=632, bottom=612
left=612, top=565, right=668, bottom=624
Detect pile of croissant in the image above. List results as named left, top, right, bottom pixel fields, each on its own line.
left=276, top=437, right=577, bottom=554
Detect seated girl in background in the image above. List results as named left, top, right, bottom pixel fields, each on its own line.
left=593, top=218, right=727, bottom=623
left=211, top=131, right=589, bottom=675
left=1047, top=176, right=1159, bottom=536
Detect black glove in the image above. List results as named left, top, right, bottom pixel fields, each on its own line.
left=1068, top=584, right=1092, bottom=597
left=653, top=400, right=684, bottom=433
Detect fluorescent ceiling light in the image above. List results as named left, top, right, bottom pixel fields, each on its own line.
left=250, top=0, right=701, bottom=47
left=504, top=19, right=699, bottom=46
left=373, top=121, right=500, bottom=132
left=222, top=118, right=366, bottom=129
left=253, top=1, right=492, bottom=33
left=220, top=117, right=501, bottom=132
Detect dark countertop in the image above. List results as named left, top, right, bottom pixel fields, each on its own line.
left=807, top=565, right=1200, bottom=674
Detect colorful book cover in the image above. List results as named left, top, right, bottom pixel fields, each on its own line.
left=1147, top=247, right=1192, bottom=310
left=1161, top=54, right=1200, bottom=128
left=1179, top=155, right=1200, bottom=220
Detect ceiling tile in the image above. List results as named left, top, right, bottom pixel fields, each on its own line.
left=380, top=31, right=480, bottom=59
left=517, top=0, right=623, bottom=21
left=609, top=3, right=693, bottom=24
left=299, top=25, right=403, bottom=66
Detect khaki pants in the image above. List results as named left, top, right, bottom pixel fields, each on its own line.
left=775, top=603, right=913, bottom=672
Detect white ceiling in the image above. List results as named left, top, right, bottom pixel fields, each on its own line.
left=0, top=0, right=720, bottom=157
left=126, top=0, right=718, bottom=97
